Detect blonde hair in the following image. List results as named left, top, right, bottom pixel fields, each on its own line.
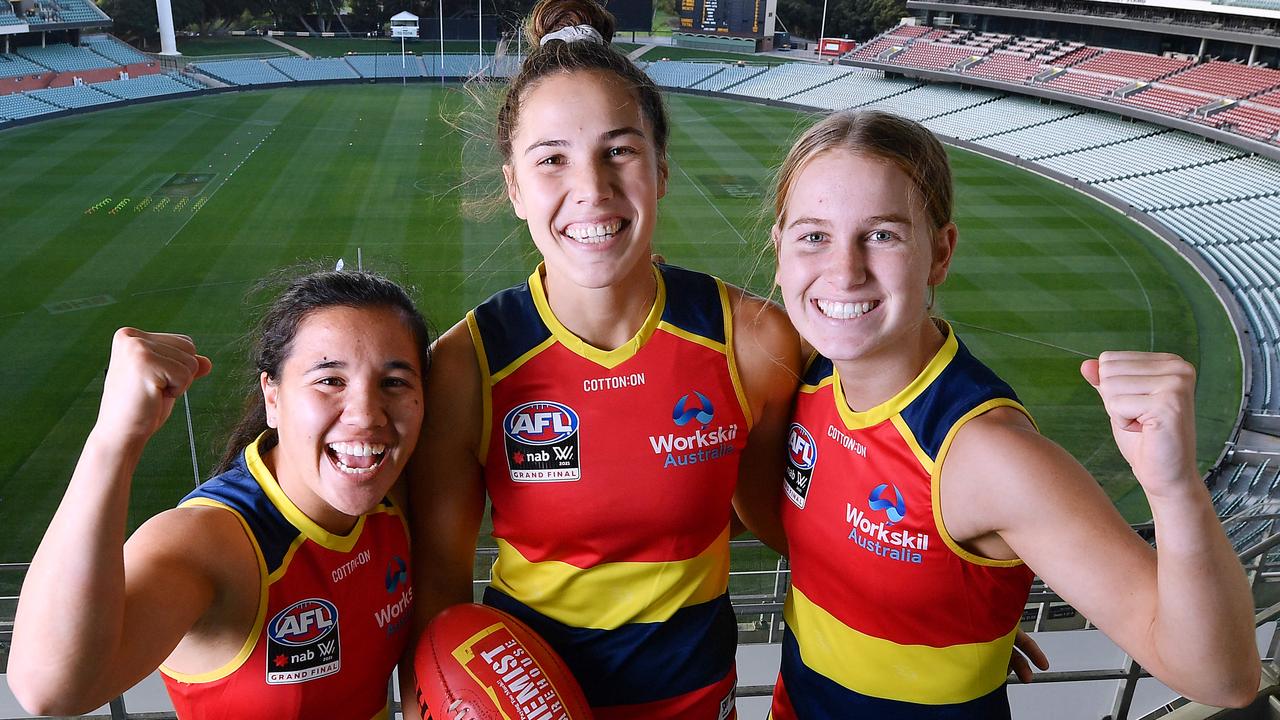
left=773, top=110, right=953, bottom=231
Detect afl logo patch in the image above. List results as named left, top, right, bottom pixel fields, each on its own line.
left=503, top=401, right=582, bottom=482
left=266, top=598, right=341, bottom=684
left=784, top=423, right=817, bottom=509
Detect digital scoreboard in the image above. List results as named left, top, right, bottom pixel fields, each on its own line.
left=679, top=0, right=767, bottom=37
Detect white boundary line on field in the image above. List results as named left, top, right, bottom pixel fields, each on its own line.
left=668, top=156, right=748, bottom=245
left=164, top=127, right=276, bottom=247
left=946, top=319, right=1094, bottom=358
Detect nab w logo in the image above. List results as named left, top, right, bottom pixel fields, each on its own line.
left=869, top=483, right=906, bottom=525
left=673, top=391, right=714, bottom=427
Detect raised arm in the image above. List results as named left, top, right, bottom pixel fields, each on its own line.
left=9, top=328, right=227, bottom=715
left=728, top=289, right=802, bottom=555
left=400, top=319, right=488, bottom=720
left=941, top=352, right=1258, bottom=707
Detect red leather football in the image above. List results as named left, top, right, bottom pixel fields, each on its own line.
left=414, top=603, right=593, bottom=720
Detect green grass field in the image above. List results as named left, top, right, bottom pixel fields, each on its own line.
left=0, top=85, right=1241, bottom=569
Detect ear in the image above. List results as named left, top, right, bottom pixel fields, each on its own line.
left=502, top=164, right=527, bottom=220
left=928, top=222, right=958, bottom=286
left=261, top=371, right=279, bottom=429
left=656, top=160, right=669, bottom=201
left=771, top=223, right=782, bottom=287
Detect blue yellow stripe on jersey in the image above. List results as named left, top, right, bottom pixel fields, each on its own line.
left=469, top=263, right=747, bottom=718
left=772, top=323, right=1035, bottom=719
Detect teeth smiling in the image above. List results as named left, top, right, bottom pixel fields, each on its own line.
left=327, top=441, right=387, bottom=475
left=328, top=441, right=386, bottom=457
left=564, top=220, right=622, bottom=243
left=816, top=299, right=878, bottom=319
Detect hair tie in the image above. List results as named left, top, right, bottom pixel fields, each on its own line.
left=540, top=24, right=604, bottom=46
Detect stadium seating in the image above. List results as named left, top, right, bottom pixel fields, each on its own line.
left=25, top=83, right=115, bottom=108
left=16, top=43, right=117, bottom=72
left=0, top=3, right=25, bottom=27
left=92, top=73, right=198, bottom=100
left=642, top=60, right=723, bottom=90
left=848, top=38, right=900, bottom=62
left=344, top=53, right=426, bottom=79
left=979, top=112, right=1160, bottom=159
left=1048, top=45, right=1102, bottom=67
left=1034, top=130, right=1244, bottom=181
left=689, top=64, right=766, bottom=93
left=890, top=42, right=985, bottom=71
left=723, top=63, right=848, bottom=101
left=82, top=35, right=148, bottom=66
left=0, top=92, right=58, bottom=120
left=1205, top=104, right=1280, bottom=141
left=1042, top=71, right=1128, bottom=98
left=0, top=53, right=48, bottom=79
left=854, top=82, right=1001, bottom=121
left=1095, top=155, right=1280, bottom=210
left=1162, top=60, right=1280, bottom=99
left=1251, top=90, right=1280, bottom=110
left=923, top=95, right=1079, bottom=139
left=191, top=59, right=291, bottom=85
left=783, top=69, right=919, bottom=111
left=1121, top=86, right=1211, bottom=116
left=1072, top=49, right=1193, bottom=82
left=269, top=57, right=359, bottom=82
left=966, top=51, right=1045, bottom=83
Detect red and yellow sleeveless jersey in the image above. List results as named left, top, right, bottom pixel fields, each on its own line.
left=470, top=263, right=749, bottom=720
left=771, top=324, right=1034, bottom=720
left=160, top=436, right=412, bottom=720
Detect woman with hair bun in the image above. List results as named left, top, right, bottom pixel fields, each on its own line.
left=11, top=270, right=432, bottom=720
left=408, top=1, right=800, bottom=718
left=767, top=109, right=1259, bottom=717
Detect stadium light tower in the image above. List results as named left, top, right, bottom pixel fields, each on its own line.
left=817, top=0, right=828, bottom=60
left=155, top=0, right=180, bottom=56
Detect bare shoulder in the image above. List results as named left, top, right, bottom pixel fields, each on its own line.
left=724, top=284, right=801, bottom=369
left=942, top=405, right=1113, bottom=538
left=428, top=318, right=482, bottom=390
left=126, top=504, right=259, bottom=586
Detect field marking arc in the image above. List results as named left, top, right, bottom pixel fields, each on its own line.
left=946, top=318, right=1093, bottom=358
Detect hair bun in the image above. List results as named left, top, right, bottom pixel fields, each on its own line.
left=527, top=0, right=615, bottom=46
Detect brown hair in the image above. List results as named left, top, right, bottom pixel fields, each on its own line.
left=497, top=0, right=668, bottom=172
left=773, top=110, right=953, bottom=231
left=212, top=269, right=433, bottom=476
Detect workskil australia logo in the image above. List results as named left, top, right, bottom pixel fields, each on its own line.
left=266, top=598, right=341, bottom=684
left=649, top=391, right=738, bottom=469
left=847, top=483, right=928, bottom=565
left=376, top=555, right=412, bottom=636
left=784, top=423, right=817, bottom=509
left=503, top=401, right=581, bottom=482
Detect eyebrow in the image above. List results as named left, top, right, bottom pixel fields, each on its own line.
left=785, top=213, right=913, bottom=230
left=522, top=126, right=648, bottom=156
left=305, top=359, right=419, bottom=373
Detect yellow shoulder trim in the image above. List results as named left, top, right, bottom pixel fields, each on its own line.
left=529, top=263, right=666, bottom=370
left=931, top=398, right=1034, bottom=568
left=467, top=310, right=495, bottom=462
left=160, top=498, right=269, bottom=684
left=719, top=279, right=755, bottom=431
left=889, top=415, right=935, bottom=475
left=245, top=435, right=366, bottom=553
left=830, top=327, right=958, bottom=430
